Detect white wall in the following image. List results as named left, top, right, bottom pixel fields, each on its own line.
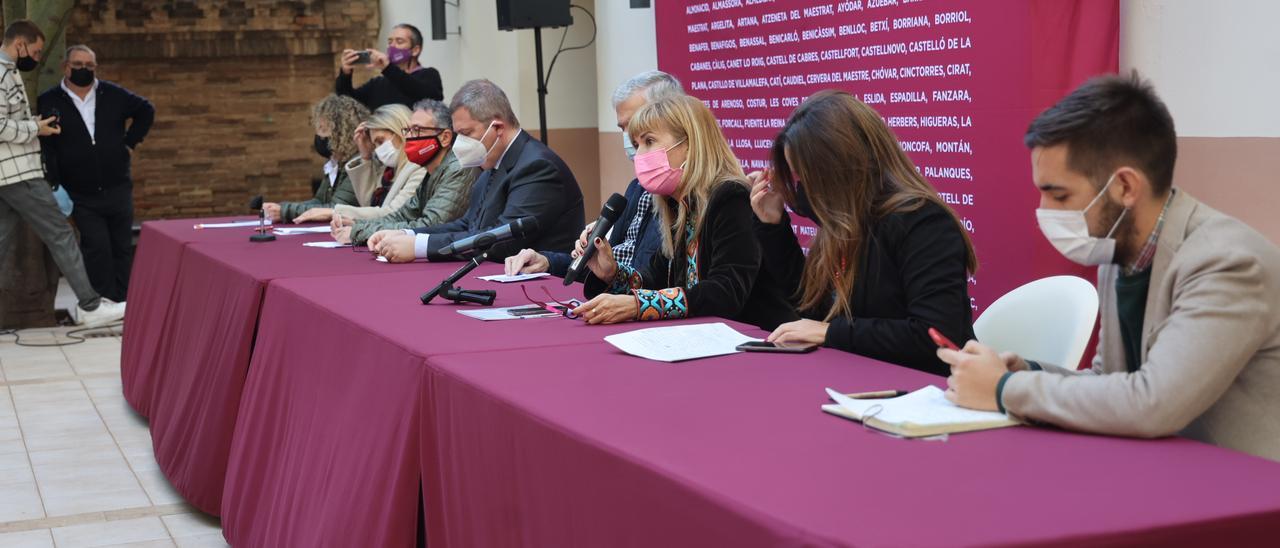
left=1121, top=0, right=1280, bottom=137
left=380, top=0, right=599, bottom=131
left=594, top=1, right=659, bottom=131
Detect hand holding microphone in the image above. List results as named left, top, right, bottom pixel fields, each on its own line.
left=564, top=193, right=627, bottom=285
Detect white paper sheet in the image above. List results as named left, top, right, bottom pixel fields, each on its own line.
left=457, top=304, right=562, bottom=321
left=825, top=386, right=1010, bottom=426
left=274, top=226, right=332, bottom=235
left=477, top=272, right=551, bottom=283
left=302, top=241, right=350, bottom=248
left=603, top=322, right=758, bottom=362
left=193, top=219, right=271, bottom=229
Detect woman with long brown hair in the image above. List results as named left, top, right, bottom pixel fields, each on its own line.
left=571, top=95, right=794, bottom=329
left=753, top=90, right=977, bottom=374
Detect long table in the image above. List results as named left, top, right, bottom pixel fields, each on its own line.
left=121, top=219, right=441, bottom=514
left=123, top=217, right=1280, bottom=547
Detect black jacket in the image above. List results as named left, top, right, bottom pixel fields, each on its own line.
left=37, top=80, right=154, bottom=195
left=546, top=179, right=663, bottom=281
left=756, top=199, right=975, bottom=375
left=415, top=131, right=584, bottom=261
left=336, top=64, right=443, bottom=110
left=586, top=182, right=797, bottom=331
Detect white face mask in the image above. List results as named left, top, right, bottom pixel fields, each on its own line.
left=1035, top=173, right=1128, bottom=266
left=622, top=131, right=637, bottom=161
left=374, top=139, right=400, bottom=167
left=453, top=121, right=497, bottom=168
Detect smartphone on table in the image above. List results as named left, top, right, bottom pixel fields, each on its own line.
left=736, top=340, right=818, bottom=353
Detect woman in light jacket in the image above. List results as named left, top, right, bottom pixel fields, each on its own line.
left=292, top=104, right=426, bottom=222
left=265, top=94, right=368, bottom=224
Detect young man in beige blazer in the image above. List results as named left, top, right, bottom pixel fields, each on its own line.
left=940, top=73, right=1280, bottom=461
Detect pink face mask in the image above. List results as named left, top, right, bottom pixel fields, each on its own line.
left=634, top=139, right=686, bottom=196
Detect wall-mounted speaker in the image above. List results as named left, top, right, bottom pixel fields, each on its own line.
left=431, top=0, right=448, bottom=40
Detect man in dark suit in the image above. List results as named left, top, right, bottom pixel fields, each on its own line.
left=369, top=79, right=584, bottom=262
left=39, top=44, right=154, bottom=302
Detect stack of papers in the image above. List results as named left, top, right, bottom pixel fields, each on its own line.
left=302, top=241, right=350, bottom=248
left=822, top=386, right=1019, bottom=438
left=274, top=226, right=332, bottom=236
left=604, top=322, right=758, bottom=362
left=477, top=272, right=551, bottom=283
left=193, top=219, right=269, bottom=229
left=457, top=303, right=565, bottom=321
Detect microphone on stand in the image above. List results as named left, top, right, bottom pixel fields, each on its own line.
left=438, top=216, right=539, bottom=257
left=564, top=193, right=627, bottom=285
left=248, top=195, right=275, bottom=243
left=422, top=217, right=541, bottom=305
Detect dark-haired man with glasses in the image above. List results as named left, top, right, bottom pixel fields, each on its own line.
left=39, top=44, right=154, bottom=303
left=332, top=98, right=478, bottom=246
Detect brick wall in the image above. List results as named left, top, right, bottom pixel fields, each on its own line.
left=63, top=0, right=381, bottom=220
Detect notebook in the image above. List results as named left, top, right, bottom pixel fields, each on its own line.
left=822, top=386, right=1019, bottom=438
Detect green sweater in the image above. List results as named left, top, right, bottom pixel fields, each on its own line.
left=279, top=160, right=360, bottom=223
left=350, top=150, right=479, bottom=245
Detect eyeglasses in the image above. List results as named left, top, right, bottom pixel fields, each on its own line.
left=520, top=285, right=583, bottom=319
left=403, top=126, right=445, bottom=139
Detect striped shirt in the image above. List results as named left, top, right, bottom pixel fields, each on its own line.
left=0, top=51, right=46, bottom=187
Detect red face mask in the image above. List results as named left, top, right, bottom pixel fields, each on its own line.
left=404, top=136, right=443, bottom=167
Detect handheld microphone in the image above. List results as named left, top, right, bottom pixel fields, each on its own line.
left=439, top=216, right=539, bottom=257
left=564, top=193, right=627, bottom=285
left=248, top=195, right=275, bottom=242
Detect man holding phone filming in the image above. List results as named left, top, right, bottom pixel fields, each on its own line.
left=336, top=23, right=443, bottom=110
left=939, top=73, right=1280, bottom=461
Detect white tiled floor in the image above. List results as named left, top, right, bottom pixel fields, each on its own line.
left=0, top=318, right=228, bottom=547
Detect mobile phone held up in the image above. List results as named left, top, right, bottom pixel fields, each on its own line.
left=354, top=50, right=373, bottom=65
left=736, top=340, right=818, bottom=354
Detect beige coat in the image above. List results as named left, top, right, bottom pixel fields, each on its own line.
left=1002, top=190, right=1280, bottom=461
left=335, top=155, right=427, bottom=220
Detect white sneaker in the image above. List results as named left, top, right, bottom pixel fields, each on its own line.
left=74, top=298, right=126, bottom=328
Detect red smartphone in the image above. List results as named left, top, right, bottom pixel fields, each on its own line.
left=928, top=327, right=959, bottom=350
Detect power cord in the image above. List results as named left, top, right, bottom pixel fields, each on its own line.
left=543, top=4, right=598, bottom=92
left=0, top=322, right=123, bottom=348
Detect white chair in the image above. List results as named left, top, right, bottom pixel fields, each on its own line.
left=973, top=275, right=1099, bottom=369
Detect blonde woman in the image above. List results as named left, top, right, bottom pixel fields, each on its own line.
left=265, top=95, right=369, bottom=224
left=573, top=95, right=795, bottom=330
left=293, top=104, right=427, bottom=222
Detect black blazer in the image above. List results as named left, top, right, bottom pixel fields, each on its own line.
left=37, top=80, right=154, bottom=195
left=335, top=64, right=443, bottom=109
left=416, top=131, right=584, bottom=261
left=586, top=182, right=797, bottom=330
left=756, top=199, right=975, bottom=375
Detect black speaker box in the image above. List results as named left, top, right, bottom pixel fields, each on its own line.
left=496, top=0, right=573, bottom=30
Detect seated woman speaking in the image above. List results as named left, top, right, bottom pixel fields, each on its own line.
left=752, top=90, right=977, bottom=375
left=572, top=95, right=793, bottom=330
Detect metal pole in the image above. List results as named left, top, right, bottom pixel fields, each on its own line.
left=534, top=26, right=549, bottom=145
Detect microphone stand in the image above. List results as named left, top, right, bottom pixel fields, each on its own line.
left=420, top=251, right=496, bottom=305
left=250, top=208, right=275, bottom=242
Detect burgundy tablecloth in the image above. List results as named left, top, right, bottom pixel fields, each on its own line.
left=422, top=342, right=1280, bottom=547
left=221, top=264, right=720, bottom=546
left=122, top=217, right=271, bottom=417
left=133, top=227, right=440, bottom=515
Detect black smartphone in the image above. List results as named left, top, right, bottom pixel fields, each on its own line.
left=44, top=107, right=60, bottom=128
left=354, top=50, right=372, bottom=65
left=736, top=341, right=818, bottom=353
